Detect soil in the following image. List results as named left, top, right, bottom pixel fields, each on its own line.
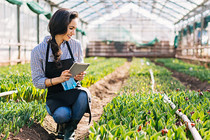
left=152, top=60, right=210, bottom=91
left=5, top=62, right=130, bottom=140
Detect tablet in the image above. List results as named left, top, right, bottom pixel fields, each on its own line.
left=69, top=62, right=90, bottom=76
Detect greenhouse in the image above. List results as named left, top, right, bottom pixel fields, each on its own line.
left=0, top=0, right=210, bottom=140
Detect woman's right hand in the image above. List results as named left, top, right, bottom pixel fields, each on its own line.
left=60, top=70, right=72, bottom=83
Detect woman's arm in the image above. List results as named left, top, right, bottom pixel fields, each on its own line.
left=45, top=70, right=72, bottom=87
left=78, top=41, right=84, bottom=63
left=31, top=48, right=47, bottom=89
left=31, top=46, right=73, bottom=89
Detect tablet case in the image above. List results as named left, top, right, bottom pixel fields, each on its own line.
left=69, top=62, right=90, bottom=76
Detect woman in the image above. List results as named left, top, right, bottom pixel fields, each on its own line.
left=31, top=9, right=91, bottom=140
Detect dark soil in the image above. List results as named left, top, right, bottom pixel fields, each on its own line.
left=152, top=60, right=210, bottom=91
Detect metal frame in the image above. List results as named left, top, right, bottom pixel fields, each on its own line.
left=79, top=2, right=101, bottom=13
left=175, top=0, right=209, bottom=24
left=168, top=0, right=191, bottom=11
left=83, top=2, right=125, bottom=21
left=44, top=0, right=210, bottom=25
left=70, top=1, right=85, bottom=9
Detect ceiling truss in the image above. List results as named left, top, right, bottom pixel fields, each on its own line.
left=45, top=0, right=210, bottom=25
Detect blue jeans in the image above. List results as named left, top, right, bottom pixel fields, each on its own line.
left=46, top=91, right=88, bottom=124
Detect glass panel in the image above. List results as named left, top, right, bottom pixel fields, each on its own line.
left=50, top=0, right=65, bottom=5
left=170, top=0, right=196, bottom=9
left=193, top=0, right=204, bottom=5
left=166, top=3, right=189, bottom=14
left=45, top=0, right=207, bottom=24
left=73, top=3, right=88, bottom=11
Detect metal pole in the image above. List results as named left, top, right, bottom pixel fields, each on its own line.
left=17, top=5, right=21, bottom=63
left=193, top=15, right=195, bottom=57
left=81, top=21, right=83, bottom=45
left=37, top=0, right=40, bottom=44
left=37, top=14, right=40, bottom=44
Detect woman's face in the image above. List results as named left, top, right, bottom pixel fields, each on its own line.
left=63, top=18, right=78, bottom=41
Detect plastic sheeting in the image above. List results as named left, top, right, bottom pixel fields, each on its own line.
left=174, top=35, right=178, bottom=48
left=26, top=1, right=45, bottom=14
left=44, top=12, right=52, bottom=20
left=76, top=28, right=86, bottom=36
left=138, top=38, right=159, bottom=47
left=6, top=0, right=23, bottom=6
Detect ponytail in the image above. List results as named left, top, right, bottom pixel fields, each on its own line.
left=48, top=37, right=62, bottom=68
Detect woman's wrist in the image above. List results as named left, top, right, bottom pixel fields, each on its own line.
left=74, top=78, right=78, bottom=82
left=46, top=77, right=63, bottom=87
left=55, top=76, right=65, bottom=84
left=50, top=78, right=54, bottom=86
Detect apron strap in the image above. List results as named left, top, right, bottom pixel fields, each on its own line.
left=45, top=42, right=50, bottom=75
left=66, top=41, right=75, bottom=62
left=45, top=41, right=75, bottom=75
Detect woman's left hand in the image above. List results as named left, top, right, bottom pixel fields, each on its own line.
left=74, top=71, right=86, bottom=81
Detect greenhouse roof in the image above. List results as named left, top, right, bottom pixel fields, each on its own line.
left=45, top=0, right=210, bottom=25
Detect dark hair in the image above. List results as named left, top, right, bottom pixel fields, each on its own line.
left=48, top=8, right=78, bottom=68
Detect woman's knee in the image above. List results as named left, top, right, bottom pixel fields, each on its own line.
left=77, top=91, right=88, bottom=103
left=53, top=107, right=71, bottom=124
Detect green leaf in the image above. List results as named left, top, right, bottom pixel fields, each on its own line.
left=89, top=126, right=96, bottom=134
left=203, top=120, right=210, bottom=128
left=191, top=111, right=198, bottom=121
left=149, top=132, right=161, bottom=140
left=123, top=131, right=135, bottom=138
left=167, top=129, right=174, bottom=138
left=199, top=128, right=207, bottom=137
left=157, top=118, right=164, bottom=131
left=3, top=131, right=9, bottom=140
left=99, top=125, right=106, bottom=138
left=183, top=104, right=191, bottom=114
left=203, top=134, right=210, bottom=140
left=199, top=110, right=205, bottom=121
left=176, top=127, right=187, bottom=139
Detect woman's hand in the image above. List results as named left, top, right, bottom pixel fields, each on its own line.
left=74, top=71, right=86, bottom=81
left=60, top=70, right=72, bottom=83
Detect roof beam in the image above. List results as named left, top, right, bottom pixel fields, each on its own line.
left=83, top=0, right=104, bottom=18
left=155, top=1, right=183, bottom=16
left=175, top=0, right=209, bottom=24
left=82, top=7, right=106, bottom=19
left=85, top=2, right=125, bottom=22
left=186, top=0, right=198, bottom=6
left=79, top=1, right=101, bottom=13
left=132, top=1, right=183, bottom=16
left=70, top=1, right=85, bottom=9
left=44, top=0, right=62, bottom=8
left=151, top=0, right=156, bottom=13
left=110, top=0, right=125, bottom=20
left=86, top=11, right=107, bottom=22
left=135, top=2, right=174, bottom=22
left=57, top=0, right=68, bottom=6
left=168, top=0, right=191, bottom=11
left=82, top=0, right=123, bottom=21
left=140, top=1, right=177, bottom=20
left=154, top=0, right=169, bottom=17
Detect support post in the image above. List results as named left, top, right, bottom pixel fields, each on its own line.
left=193, top=15, right=195, bottom=57
left=37, top=0, right=40, bottom=44
left=17, top=5, right=21, bottom=64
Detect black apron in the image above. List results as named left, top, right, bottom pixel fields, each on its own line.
left=45, top=41, right=91, bottom=123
